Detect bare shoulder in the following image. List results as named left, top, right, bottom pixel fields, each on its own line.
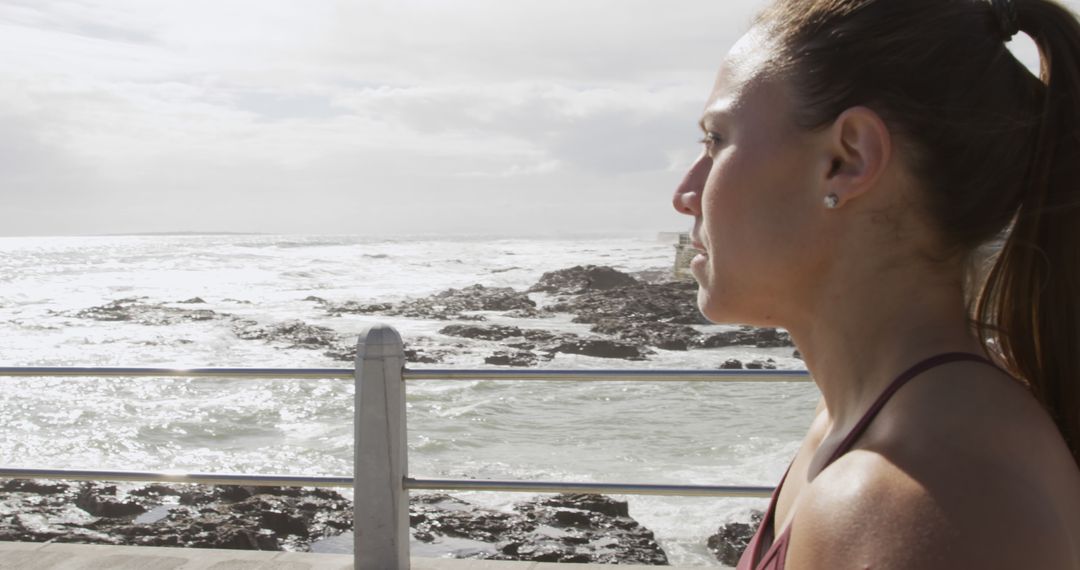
left=784, top=450, right=1078, bottom=569
left=783, top=361, right=1080, bottom=569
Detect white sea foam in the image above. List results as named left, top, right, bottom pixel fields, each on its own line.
left=0, top=233, right=818, bottom=566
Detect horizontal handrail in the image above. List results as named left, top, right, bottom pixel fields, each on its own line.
left=406, top=477, right=774, bottom=498
left=0, top=468, right=774, bottom=498
left=0, top=367, right=811, bottom=382
left=0, top=367, right=353, bottom=379
left=0, top=467, right=352, bottom=487
left=406, top=368, right=809, bottom=382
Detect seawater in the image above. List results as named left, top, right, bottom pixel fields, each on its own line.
left=0, top=234, right=818, bottom=566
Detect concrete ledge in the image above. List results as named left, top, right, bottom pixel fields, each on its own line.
left=0, top=542, right=703, bottom=569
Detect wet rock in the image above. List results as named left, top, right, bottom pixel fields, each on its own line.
left=528, top=265, right=639, bottom=294
left=549, top=280, right=707, bottom=326
left=697, top=327, right=794, bottom=349
left=720, top=359, right=744, bottom=369
left=0, top=480, right=351, bottom=553
left=2, top=479, right=68, bottom=495
left=746, top=358, right=777, bottom=370
left=440, top=324, right=525, bottom=341
left=707, top=510, right=764, bottom=566
left=76, top=486, right=145, bottom=517
left=231, top=319, right=338, bottom=350
left=403, top=348, right=444, bottom=364
left=71, top=297, right=223, bottom=325
left=411, top=493, right=667, bottom=565
left=590, top=319, right=701, bottom=351
left=178, top=297, right=206, bottom=304
left=322, top=285, right=534, bottom=321
left=323, top=341, right=450, bottom=364
left=502, top=307, right=550, bottom=319
left=1, top=482, right=666, bottom=564
left=792, top=349, right=803, bottom=360
left=539, top=493, right=629, bottom=518
left=485, top=350, right=539, bottom=367
left=548, top=338, right=652, bottom=360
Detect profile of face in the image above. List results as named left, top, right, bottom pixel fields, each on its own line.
left=671, top=30, right=842, bottom=327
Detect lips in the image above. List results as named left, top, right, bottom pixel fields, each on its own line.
left=690, top=238, right=706, bottom=254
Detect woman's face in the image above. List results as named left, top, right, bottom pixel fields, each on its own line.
left=672, top=31, right=830, bottom=326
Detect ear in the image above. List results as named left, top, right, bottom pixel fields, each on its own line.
left=822, top=106, right=892, bottom=208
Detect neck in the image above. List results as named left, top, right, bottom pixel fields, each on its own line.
left=785, top=258, right=984, bottom=431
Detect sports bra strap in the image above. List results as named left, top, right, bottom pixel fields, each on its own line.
left=823, top=352, right=998, bottom=467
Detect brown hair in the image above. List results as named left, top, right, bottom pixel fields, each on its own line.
left=756, top=0, right=1080, bottom=466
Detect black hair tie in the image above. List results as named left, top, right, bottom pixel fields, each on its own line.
left=992, top=0, right=1021, bottom=41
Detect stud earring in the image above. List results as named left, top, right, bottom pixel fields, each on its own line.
left=824, top=193, right=840, bottom=209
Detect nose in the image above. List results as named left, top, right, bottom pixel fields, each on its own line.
left=672, top=151, right=710, bottom=217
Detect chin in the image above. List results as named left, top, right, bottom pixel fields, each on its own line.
left=696, top=287, right=735, bottom=324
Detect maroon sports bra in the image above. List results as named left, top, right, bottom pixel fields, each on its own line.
left=735, top=352, right=1000, bottom=570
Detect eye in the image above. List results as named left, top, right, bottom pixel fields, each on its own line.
left=699, top=132, right=723, bottom=153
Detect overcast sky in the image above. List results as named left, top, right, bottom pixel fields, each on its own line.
left=0, top=1, right=1064, bottom=237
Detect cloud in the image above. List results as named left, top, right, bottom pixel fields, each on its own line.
left=4, top=0, right=1064, bottom=236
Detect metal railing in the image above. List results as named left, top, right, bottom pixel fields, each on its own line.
left=0, top=323, right=811, bottom=569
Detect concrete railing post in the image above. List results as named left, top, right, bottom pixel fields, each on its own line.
left=353, top=323, right=409, bottom=569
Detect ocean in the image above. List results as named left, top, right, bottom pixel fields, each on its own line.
left=0, top=233, right=818, bottom=566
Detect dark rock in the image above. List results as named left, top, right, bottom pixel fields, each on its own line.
left=549, top=280, right=707, bottom=326
left=697, top=327, right=794, bottom=349
left=539, top=493, right=630, bottom=518
left=2, top=479, right=67, bottom=495
left=707, top=510, right=764, bottom=566
left=178, top=297, right=206, bottom=304
left=528, top=265, right=639, bottom=294
left=322, top=285, right=534, bottom=321
left=502, top=307, right=550, bottom=319
left=746, top=358, right=777, bottom=370
left=323, top=341, right=449, bottom=365
left=403, top=349, right=443, bottom=364
left=231, top=319, right=338, bottom=350
left=548, top=339, right=652, bottom=360
left=522, top=329, right=560, bottom=343
left=440, top=324, right=525, bottom=341
left=76, top=486, right=145, bottom=518
left=71, top=297, right=224, bottom=326
left=792, top=349, right=803, bottom=360
left=590, top=319, right=701, bottom=351
left=0, top=481, right=665, bottom=564
left=0, top=480, right=351, bottom=553
left=720, top=359, right=744, bottom=369
left=411, top=493, right=666, bottom=565
left=485, top=351, right=539, bottom=367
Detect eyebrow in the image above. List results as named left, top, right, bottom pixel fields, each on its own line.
left=698, top=109, right=726, bottom=132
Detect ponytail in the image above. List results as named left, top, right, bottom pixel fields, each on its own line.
left=975, top=0, right=1080, bottom=467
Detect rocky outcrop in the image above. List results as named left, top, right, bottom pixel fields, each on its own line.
left=314, top=285, right=536, bottom=321
left=485, top=350, right=539, bottom=367
left=707, top=509, right=764, bottom=566
left=548, top=280, right=707, bottom=326
left=717, top=358, right=778, bottom=370
left=69, top=297, right=223, bottom=325
left=590, top=319, right=701, bottom=351
left=0, top=481, right=667, bottom=564
left=323, top=340, right=453, bottom=365
left=231, top=319, right=339, bottom=350
left=412, top=493, right=668, bottom=564
left=697, top=327, right=793, bottom=349
left=548, top=338, right=651, bottom=360
left=439, top=324, right=529, bottom=341
left=0, top=480, right=349, bottom=552
left=527, top=265, right=639, bottom=294
left=439, top=324, right=652, bottom=362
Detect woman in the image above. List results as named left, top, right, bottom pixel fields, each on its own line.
left=671, top=0, right=1080, bottom=568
